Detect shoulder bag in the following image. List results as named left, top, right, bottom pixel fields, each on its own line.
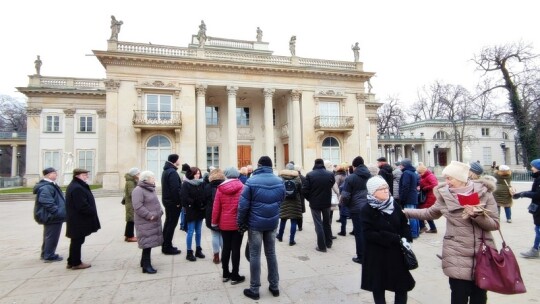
left=401, top=240, right=418, bottom=270
left=475, top=229, right=526, bottom=294
left=504, top=180, right=516, bottom=196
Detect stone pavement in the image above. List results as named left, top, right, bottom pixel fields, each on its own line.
left=0, top=182, right=538, bottom=304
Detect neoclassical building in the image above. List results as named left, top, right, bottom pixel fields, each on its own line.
left=18, top=23, right=379, bottom=189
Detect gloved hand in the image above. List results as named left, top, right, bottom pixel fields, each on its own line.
left=401, top=237, right=412, bottom=250
left=211, top=224, right=220, bottom=232
left=513, top=192, right=523, bottom=199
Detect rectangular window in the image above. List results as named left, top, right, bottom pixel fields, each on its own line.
left=43, top=151, right=61, bottom=170
left=207, top=146, right=219, bottom=168
left=481, top=128, right=490, bottom=136
left=206, top=106, right=219, bottom=125
left=482, top=147, right=492, bottom=165
left=78, top=150, right=94, bottom=180
left=273, top=108, right=276, bottom=126
left=45, top=115, right=60, bottom=132
left=79, top=116, right=94, bottom=132
left=319, top=101, right=340, bottom=127
left=146, top=94, right=172, bottom=120
left=236, top=107, right=250, bottom=126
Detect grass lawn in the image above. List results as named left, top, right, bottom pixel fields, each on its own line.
left=0, top=184, right=103, bottom=194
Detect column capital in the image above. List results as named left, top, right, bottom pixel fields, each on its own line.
left=227, top=86, right=238, bottom=96
left=263, top=88, right=275, bottom=98
left=196, top=84, right=207, bottom=97
left=356, top=93, right=368, bottom=103
left=97, top=109, right=106, bottom=118
left=63, top=108, right=76, bottom=118
left=104, top=79, right=120, bottom=92
left=291, top=89, right=301, bottom=101
left=26, top=107, right=42, bottom=116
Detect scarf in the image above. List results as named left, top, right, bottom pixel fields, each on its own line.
left=447, top=180, right=474, bottom=199
left=367, top=195, right=395, bottom=215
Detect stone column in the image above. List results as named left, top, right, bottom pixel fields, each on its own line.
left=63, top=108, right=76, bottom=160
left=196, top=85, right=207, bottom=168
left=97, top=109, right=107, bottom=177
left=227, top=86, right=238, bottom=166
left=25, top=107, right=42, bottom=184
left=102, top=79, right=121, bottom=189
left=291, top=90, right=302, bottom=164
left=263, top=88, right=275, bottom=158
left=11, top=145, right=18, bottom=177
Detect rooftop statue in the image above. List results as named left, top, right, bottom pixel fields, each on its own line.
left=256, top=27, right=263, bottom=42
left=34, top=55, right=42, bottom=76
left=109, top=15, right=123, bottom=41
left=197, top=20, right=207, bottom=48
left=351, top=42, right=360, bottom=62
left=289, top=35, right=296, bottom=56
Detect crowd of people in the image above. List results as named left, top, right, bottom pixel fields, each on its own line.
left=31, top=154, right=540, bottom=303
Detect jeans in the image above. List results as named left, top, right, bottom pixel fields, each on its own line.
left=277, top=218, right=297, bottom=242
left=186, top=219, right=203, bottom=250
left=350, top=212, right=364, bottom=259
left=339, top=214, right=349, bottom=234
left=247, top=229, right=279, bottom=293
left=497, top=206, right=512, bottom=220
left=41, top=223, right=63, bottom=260
left=534, top=225, right=540, bottom=249
left=310, top=208, right=333, bottom=250
left=373, top=290, right=408, bottom=304
left=211, top=229, right=223, bottom=254
left=449, top=278, right=487, bottom=304
left=404, top=204, right=419, bottom=238
left=221, top=230, right=244, bottom=277
left=162, top=203, right=181, bottom=250
left=67, top=236, right=85, bottom=266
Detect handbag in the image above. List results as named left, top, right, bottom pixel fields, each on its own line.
left=121, top=197, right=125, bottom=205
left=528, top=203, right=538, bottom=214
left=401, top=241, right=418, bottom=270
left=475, top=229, right=526, bottom=294
left=418, top=190, right=427, bottom=204
left=504, top=180, right=516, bottom=196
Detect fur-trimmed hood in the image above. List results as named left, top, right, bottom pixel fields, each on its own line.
left=495, top=170, right=512, bottom=177
left=433, top=178, right=495, bottom=212
left=279, top=169, right=299, bottom=179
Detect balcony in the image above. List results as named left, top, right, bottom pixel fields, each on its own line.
left=132, top=110, right=182, bottom=130
left=314, top=116, right=354, bottom=131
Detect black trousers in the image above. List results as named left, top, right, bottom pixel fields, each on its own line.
left=124, top=221, right=134, bottom=238
left=41, top=223, right=62, bottom=259
left=221, top=230, right=244, bottom=277
left=449, top=278, right=487, bottom=304
left=162, top=203, right=181, bottom=250
left=373, top=290, right=408, bottom=304
left=68, top=236, right=85, bottom=266
left=141, top=247, right=152, bottom=266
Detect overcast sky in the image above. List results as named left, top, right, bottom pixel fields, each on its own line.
left=2, top=0, right=539, bottom=107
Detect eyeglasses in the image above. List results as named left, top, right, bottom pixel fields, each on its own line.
left=375, top=187, right=389, bottom=192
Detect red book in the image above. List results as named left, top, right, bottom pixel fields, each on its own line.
left=457, top=192, right=480, bottom=206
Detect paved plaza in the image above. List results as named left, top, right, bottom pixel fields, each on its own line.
left=1, top=182, right=538, bottom=303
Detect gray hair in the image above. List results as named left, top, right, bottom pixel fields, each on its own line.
left=139, top=170, right=155, bottom=182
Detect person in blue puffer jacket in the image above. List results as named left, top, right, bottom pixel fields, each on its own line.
left=238, top=156, right=285, bottom=300
left=399, top=158, right=420, bottom=238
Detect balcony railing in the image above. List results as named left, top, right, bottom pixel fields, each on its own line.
left=314, top=116, right=354, bottom=130
left=0, top=132, right=26, bottom=139
left=132, top=110, right=182, bottom=129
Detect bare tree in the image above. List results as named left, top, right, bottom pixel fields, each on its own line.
left=0, top=95, right=27, bottom=132
left=407, top=81, right=448, bottom=121
left=473, top=42, right=540, bottom=166
left=377, top=95, right=406, bottom=135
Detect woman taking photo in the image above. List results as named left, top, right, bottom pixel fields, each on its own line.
left=404, top=161, right=499, bottom=304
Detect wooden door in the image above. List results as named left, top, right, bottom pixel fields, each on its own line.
left=237, top=145, right=252, bottom=168
left=283, top=144, right=289, bottom=166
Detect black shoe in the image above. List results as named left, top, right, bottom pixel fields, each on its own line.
left=276, top=235, right=283, bottom=242
left=336, top=219, right=341, bottom=223
left=186, top=250, right=196, bottom=261
left=337, top=232, right=346, bottom=236
left=298, top=227, right=303, bottom=231
left=195, top=247, right=205, bottom=259
left=142, top=265, right=157, bottom=274
left=243, top=289, right=260, bottom=300
left=315, top=247, right=327, bottom=253
left=222, top=274, right=231, bottom=283
left=289, top=240, right=296, bottom=246
left=269, top=287, right=280, bottom=297
left=44, top=255, right=63, bottom=263
left=331, top=236, right=337, bottom=240
left=162, top=248, right=181, bottom=255
left=349, top=231, right=355, bottom=235
left=352, top=257, right=362, bottom=264
left=231, top=275, right=245, bottom=285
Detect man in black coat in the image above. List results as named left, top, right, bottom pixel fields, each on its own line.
left=65, top=168, right=100, bottom=270
left=377, top=157, right=394, bottom=195
left=302, top=158, right=335, bottom=252
left=161, top=154, right=183, bottom=255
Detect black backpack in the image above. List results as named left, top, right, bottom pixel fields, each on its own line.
left=284, top=179, right=297, bottom=199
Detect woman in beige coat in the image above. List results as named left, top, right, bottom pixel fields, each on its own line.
left=404, top=161, right=499, bottom=304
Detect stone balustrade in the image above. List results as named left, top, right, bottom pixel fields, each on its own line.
left=32, top=76, right=104, bottom=89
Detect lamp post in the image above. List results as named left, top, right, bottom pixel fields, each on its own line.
left=434, top=144, right=439, bottom=167
left=500, top=142, right=506, bottom=164
left=427, top=150, right=431, bottom=167
left=16, top=152, right=21, bottom=177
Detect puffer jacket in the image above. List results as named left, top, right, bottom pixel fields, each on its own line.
left=392, top=168, right=402, bottom=199
left=204, top=170, right=225, bottom=229
left=278, top=169, right=303, bottom=220
left=419, top=170, right=438, bottom=209
left=181, top=178, right=206, bottom=222
left=404, top=179, right=499, bottom=281
left=340, top=165, right=371, bottom=214
left=518, top=171, right=540, bottom=225
left=124, top=173, right=137, bottom=222
left=132, top=181, right=164, bottom=249
left=302, top=163, right=336, bottom=210
left=399, top=165, right=419, bottom=205
left=212, top=178, right=244, bottom=231
left=493, top=170, right=513, bottom=208
left=238, top=166, right=285, bottom=231
left=33, top=179, right=66, bottom=225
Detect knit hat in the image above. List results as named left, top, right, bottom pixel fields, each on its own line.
left=128, top=167, right=140, bottom=176
left=441, top=161, right=470, bottom=183
left=257, top=156, right=273, bottom=167
left=395, top=161, right=401, bottom=166
left=181, top=163, right=190, bottom=172
left=499, top=165, right=510, bottom=171
left=531, top=159, right=540, bottom=170
left=224, top=166, right=240, bottom=178
left=168, top=154, right=179, bottom=163
left=286, top=163, right=295, bottom=170
left=469, top=162, right=483, bottom=176
left=366, top=176, right=388, bottom=196
left=377, top=157, right=387, bottom=162
left=400, top=158, right=412, bottom=167
left=42, top=167, right=56, bottom=176
left=352, top=156, right=364, bottom=167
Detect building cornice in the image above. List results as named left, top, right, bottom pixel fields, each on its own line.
left=400, top=119, right=515, bottom=130
left=16, top=87, right=106, bottom=98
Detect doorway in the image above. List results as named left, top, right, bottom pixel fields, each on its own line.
left=237, top=145, right=252, bottom=168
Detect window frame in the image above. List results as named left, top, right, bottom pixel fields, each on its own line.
left=44, top=114, right=61, bottom=133
left=77, top=150, right=94, bottom=180
left=207, top=145, right=220, bottom=168
left=206, top=106, right=219, bottom=126
left=78, top=115, right=95, bottom=133
left=236, top=107, right=250, bottom=126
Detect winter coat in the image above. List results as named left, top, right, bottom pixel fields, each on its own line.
left=392, top=168, right=402, bottom=200
left=181, top=179, right=206, bottom=222
left=212, top=178, right=244, bottom=231
left=238, top=166, right=285, bottom=232
left=493, top=170, right=513, bottom=208
left=161, top=161, right=182, bottom=207
left=518, top=171, right=540, bottom=225
left=204, top=170, right=225, bottom=229
left=399, top=165, right=419, bottom=206
left=404, top=179, right=499, bottom=281
left=278, top=169, right=303, bottom=220
left=302, top=163, right=336, bottom=210
left=340, top=165, right=371, bottom=214
left=124, top=173, right=137, bottom=222
left=419, top=170, right=439, bottom=209
left=33, top=179, right=66, bottom=225
left=239, top=174, right=248, bottom=184
left=65, top=178, right=101, bottom=239
left=132, top=181, right=163, bottom=249
left=378, top=163, right=394, bottom=195
left=361, top=199, right=415, bottom=292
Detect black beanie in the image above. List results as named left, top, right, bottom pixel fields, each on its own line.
left=314, top=158, right=324, bottom=166
left=258, top=156, right=273, bottom=167
left=181, top=163, right=191, bottom=172
left=168, top=154, right=179, bottom=163
left=352, top=156, right=364, bottom=167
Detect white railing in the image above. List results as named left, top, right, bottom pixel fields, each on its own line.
left=117, top=42, right=196, bottom=57
left=206, top=37, right=254, bottom=49
left=38, top=77, right=103, bottom=89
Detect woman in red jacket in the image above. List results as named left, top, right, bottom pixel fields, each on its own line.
left=418, top=163, right=439, bottom=233
left=212, top=167, right=246, bottom=285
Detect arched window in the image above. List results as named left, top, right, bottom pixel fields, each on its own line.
left=321, top=137, right=341, bottom=166
left=146, top=135, right=172, bottom=183
left=433, top=131, right=449, bottom=140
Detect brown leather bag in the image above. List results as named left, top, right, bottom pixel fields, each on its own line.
left=475, top=229, right=526, bottom=294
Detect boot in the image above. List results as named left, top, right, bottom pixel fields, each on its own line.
left=186, top=250, right=196, bottom=261
left=195, top=246, right=205, bottom=259
left=520, top=247, right=539, bottom=258
left=141, top=256, right=157, bottom=274
left=213, top=253, right=220, bottom=264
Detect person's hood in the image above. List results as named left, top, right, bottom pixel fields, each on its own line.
left=420, top=170, right=434, bottom=178
left=279, top=169, right=299, bottom=179
left=163, top=161, right=178, bottom=171
left=496, top=170, right=512, bottom=177
left=401, top=164, right=416, bottom=172
left=185, top=178, right=204, bottom=186
left=217, top=178, right=244, bottom=195
left=354, top=165, right=371, bottom=179
left=124, top=173, right=136, bottom=181
left=137, top=180, right=156, bottom=191
left=33, top=179, right=52, bottom=194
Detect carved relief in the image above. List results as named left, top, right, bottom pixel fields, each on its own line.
left=104, top=79, right=121, bottom=91
left=153, top=81, right=164, bottom=87
left=227, top=86, right=238, bottom=97
left=63, top=108, right=76, bottom=118
left=26, top=107, right=42, bottom=116
left=356, top=93, right=368, bottom=103
left=196, top=85, right=207, bottom=97
left=317, top=89, right=343, bottom=96
left=136, top=88, right=143, bottom=97
left=97, top=109, right=106, bottom=118
left=263, top=88, right=275, bottom=98
left=238, top=126, right=254, bottom=140
left=291, top=89, right=301, bottom=101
